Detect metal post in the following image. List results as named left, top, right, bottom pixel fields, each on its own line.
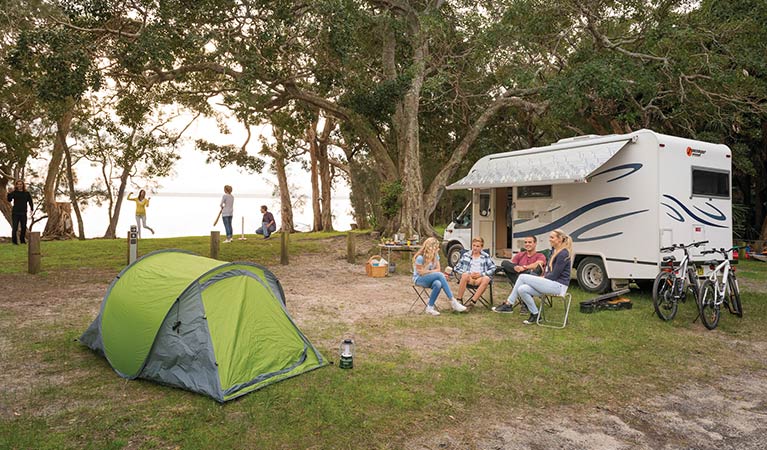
left=238, top=216, right=247, bottom=241
left=210, top=231, right=220, bottom=259
left=28, top=232, right=41, bottom=274
left=128, top=225, right=138, bottom=264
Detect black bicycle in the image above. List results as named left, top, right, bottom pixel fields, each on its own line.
left=653, top=240, right=708, bottom=321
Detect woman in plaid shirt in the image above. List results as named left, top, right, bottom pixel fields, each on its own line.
left=454, top=237, right=496, bottom=305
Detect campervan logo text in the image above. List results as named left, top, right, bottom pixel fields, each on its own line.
left=686, top=147, right=706, bottom=157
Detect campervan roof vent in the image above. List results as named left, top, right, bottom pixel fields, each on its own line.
left=556, top=134, right=604, bottom=143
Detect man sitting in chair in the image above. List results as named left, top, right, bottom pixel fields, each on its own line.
left=501, top=236, right=547, bottom=286
left=454, top=237, right=496, bottom=306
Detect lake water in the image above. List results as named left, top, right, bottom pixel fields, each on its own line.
left=1, top=193, right=354, bottom=239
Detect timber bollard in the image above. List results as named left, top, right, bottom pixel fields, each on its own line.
left=346, top=231, right=356, bottom=264
left=28, top=232, right=41, bottom=274
left=210, top=231, right=220, bottom=259
left=280, top=232, right=289, bottom=265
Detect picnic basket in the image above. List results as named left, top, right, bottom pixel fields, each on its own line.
left=365, top=255, right=388, bottom=278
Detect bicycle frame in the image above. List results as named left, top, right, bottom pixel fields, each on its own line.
left=706, top=253, right=733, bottom=307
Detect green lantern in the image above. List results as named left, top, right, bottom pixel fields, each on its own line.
left=339, top=338, right=354, bottom=369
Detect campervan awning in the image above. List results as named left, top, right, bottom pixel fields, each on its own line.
left=446, top=138, right=632, bottom=190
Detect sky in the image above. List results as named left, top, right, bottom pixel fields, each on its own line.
left=2, top=111, right=353, bottom=238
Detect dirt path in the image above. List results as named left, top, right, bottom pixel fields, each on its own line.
left=2, top=237, right=766, bottom=448
left=408, top=368, right=767, bottom=449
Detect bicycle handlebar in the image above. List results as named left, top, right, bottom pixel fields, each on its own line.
left=701, top=246, right=740, bottom=256
left=659, top=240, right=709, bottom=252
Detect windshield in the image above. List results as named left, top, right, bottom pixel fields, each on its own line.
left=455, top=203, right=471, bottom=228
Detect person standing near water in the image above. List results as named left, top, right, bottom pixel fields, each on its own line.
left=220, top=185, right=234, bottom=243
left=6, top=180, right=34, bottom=245
left=127, top=190, right=155, bottom=238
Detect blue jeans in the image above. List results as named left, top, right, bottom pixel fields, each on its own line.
left=414, top=272, right=454, bottom=307
left=256, top=222, right=276, bottom=238
left=508, top=274, right=567, bottom=314
left=222, top=215, right=233, bottom=239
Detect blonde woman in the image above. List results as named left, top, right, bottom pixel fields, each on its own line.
left=493, top=229, right=572, bottom=324
left=413, top=237, right=467, bottom=315
left=220, top=185, right=234, bottom=243
left=127, top=190, right=154, bottom=238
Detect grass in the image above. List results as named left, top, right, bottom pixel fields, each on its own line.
left=1, top=236, right=766, bottom=449
left=0, top=231, right=358, bottom=274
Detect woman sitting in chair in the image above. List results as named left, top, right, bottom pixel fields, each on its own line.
left=454, top=237, right=496, bottom=306
left=492, top=229, right=572, bottom=324
left=413, top=237, right=467, bottom=316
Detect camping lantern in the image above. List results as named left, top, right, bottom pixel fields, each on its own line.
left=339, top=338, right=355, bottom=369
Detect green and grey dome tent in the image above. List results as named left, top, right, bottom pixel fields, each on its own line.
left=80, top=249, right=326, bottom=402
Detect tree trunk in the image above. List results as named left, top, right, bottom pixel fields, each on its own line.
left=307, top=123, right=323, bottom=231
left=318, top=118, right=335, bottom=231
left=63, top=144, right=85, bottom=240
left=43, top=104, right=75, bottom=239
left=103, top=166, right=131, bottom=239
left=41, top=202, right=75, bottom=240
left=272, top=128, right=294, bottom=233
left=0, top=181, right=11, bottom=227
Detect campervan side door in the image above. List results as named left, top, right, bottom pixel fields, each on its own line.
left=473, top=189, right=495, bottom=253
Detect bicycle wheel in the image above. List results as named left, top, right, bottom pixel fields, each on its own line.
left=699, top=280, right=720, bottom=330
left=727, top=275, right=743, bottom=318
left=653, top=272, right=678, bottom=321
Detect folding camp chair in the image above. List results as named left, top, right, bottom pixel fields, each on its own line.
left=410, top=283, right=439, bottom=314
left=453, top=272, right=494, bottom=308
left=535, top=292, right=572, bottom=329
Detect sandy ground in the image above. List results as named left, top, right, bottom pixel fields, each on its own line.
left=2, top=235, right=766, bottom=449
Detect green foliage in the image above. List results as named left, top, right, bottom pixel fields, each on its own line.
left=379, top=180, right=403, bottom=219
left=195, top=139, right=265, bottom=174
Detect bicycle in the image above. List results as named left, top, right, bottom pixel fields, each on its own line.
left=652, top=240, right=708, bottom=321
left=698, top=247, right=743, bottom=330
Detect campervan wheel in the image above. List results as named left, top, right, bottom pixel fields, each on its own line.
left=577, top=257, right=610, bottom=293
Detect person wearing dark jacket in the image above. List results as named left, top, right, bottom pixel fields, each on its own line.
left=492, top=228, right=572, bottom=324
left=6, top=180, right=34, bottom=245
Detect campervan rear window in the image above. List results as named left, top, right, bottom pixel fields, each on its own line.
left=518, top=185, right=552, bottom=199
left=692, top=168, right=729, bottom=198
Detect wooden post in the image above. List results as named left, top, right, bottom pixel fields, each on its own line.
left=346, top=231, right=356, bottom=264
left=210, top=231, right=220, bottom=259
left=28, top=232, right=41, bottom=274
left=280, top=232, right=289, bottom=265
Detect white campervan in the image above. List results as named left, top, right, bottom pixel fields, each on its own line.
left=446, top=129, right=732, bottom=292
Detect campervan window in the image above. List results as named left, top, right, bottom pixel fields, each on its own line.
left=518, top=185, right=552, bottom=199
left=692, top=168, right=729, bottom=199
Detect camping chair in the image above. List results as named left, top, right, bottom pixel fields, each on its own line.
left=452, top=249, right=495, bottom=308
left=410, top=283, right=440, bottom=314
left=535, top=292, right=572, bottom=329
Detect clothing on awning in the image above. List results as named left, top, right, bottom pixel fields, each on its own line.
left=447, top=139, right=632, bottom=190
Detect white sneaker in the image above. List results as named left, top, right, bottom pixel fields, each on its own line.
left=451, top=299, right=467, bottom=312
left=223, top=239, right=232, bottom=243
left=424, top=306, right=440, bottom=316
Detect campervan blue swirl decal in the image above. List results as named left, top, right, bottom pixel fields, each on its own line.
left=513, top=197, right=628, bottom=238
left=589, top=163, right=643, bottom=182
left=661, top=195, right=727, bottom=228
left=570, top=209, right=649, bottom=242
left=661, top=203, right=684, bottom=222
left=694, top=202, right=726, bottom=221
